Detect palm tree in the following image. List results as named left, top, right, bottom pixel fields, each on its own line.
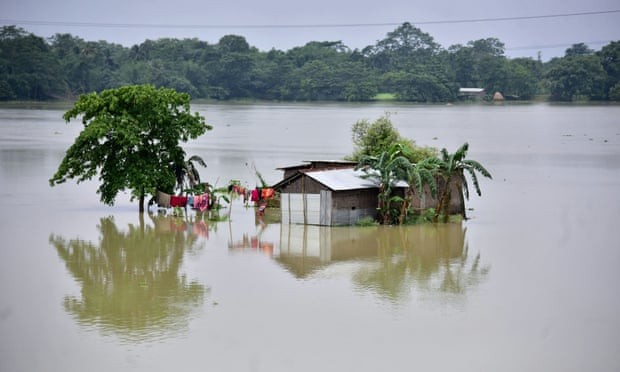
left=357, top=143, right=412, bottom=225
left=398, top=156, right=440, bottom=224
left=434, top=142, right=492, bottom=222
left=172, top=155, right=207, bottom=194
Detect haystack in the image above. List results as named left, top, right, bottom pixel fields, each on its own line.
left=492, top=91, right=504, bottom=101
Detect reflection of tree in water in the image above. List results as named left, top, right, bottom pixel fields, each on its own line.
left=353, top=223, right=489, bottom=303
left=49, top=214, right=208, bottom=343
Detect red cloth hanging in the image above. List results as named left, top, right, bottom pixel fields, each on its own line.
left=170, top=195, right=188, bottom=207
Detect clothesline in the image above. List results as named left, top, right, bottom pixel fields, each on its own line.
left=156, top=190, right=209, bottom=211
left=154, top=186, right=276, bottom=211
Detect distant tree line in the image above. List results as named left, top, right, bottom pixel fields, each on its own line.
left=1, top=24, right=619, bottom=102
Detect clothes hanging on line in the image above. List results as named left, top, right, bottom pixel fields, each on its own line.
left=156, top=191, right=171, bottom=208
left=261, top=188, right=275, bottom=200
left=193, top=193, right=209, bottom=212
left=251, top=189, right=260, bottom=202
left=170, top=195, right=188, bottom=208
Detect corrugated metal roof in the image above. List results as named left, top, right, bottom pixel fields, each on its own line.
left=276, top=160, right=357, bottom=170
left=305, top=168, right=377, bottom=190
left=304, top=168, right=408, bottom=191
left=459, top=87, right=485, bottom=93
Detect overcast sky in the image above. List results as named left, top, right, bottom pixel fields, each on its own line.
left=2, top=0, right=619, bottom=60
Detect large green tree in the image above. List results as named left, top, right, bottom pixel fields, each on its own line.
left=349, top=113, right=436, bottom=162
left=597, top=41, right=620, bottom=100
left=49, top=84, right=211, bottom=212
left=0, top=26, right=67, bottom=100
left=368, top=22, right=440, bottom=72
left=545, top=55, right=606, bottom=101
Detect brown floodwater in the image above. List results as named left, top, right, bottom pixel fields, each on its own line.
left=1, top=102, right=619, bottom=371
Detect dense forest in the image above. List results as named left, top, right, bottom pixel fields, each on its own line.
left=1, top=24, right=619, bottom=102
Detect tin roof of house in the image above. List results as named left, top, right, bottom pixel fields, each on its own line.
left=276, top=160, right=357, bottom=170
left=458, top=87, right=485, bottom=93
left=304, top=168, right=408, bottom=191
left=305, top=168, right=377, bottom=190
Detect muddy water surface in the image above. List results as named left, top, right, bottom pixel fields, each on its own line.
left=1, top=102, right=619, bottom=371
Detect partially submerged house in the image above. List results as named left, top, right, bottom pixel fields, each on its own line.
left=277, top=160, right=358, bottom=179
left=273, top=161, right=465, bottom=226
left=458, top=87, right=486, bottom=99
left=274, top=167, right=383, bottom=226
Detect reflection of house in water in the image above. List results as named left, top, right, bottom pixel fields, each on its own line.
left=277, top=223, right=488, bottom=301
left=278, top=223, right=465, bottom=278
left=277, top=225, right=379, bottom=277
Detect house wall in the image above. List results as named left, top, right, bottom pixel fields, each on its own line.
left=281, top=193, right=322, bottom=225
left=278, top=174, right=380, bottom=226
left=331, top=189, right=378, bottom=226
left=278, top=173, right=466, bottom=225
left=406, top=178, right=465, bottom=216
left=280, top=189, right=378, bottom=226
left=278, top=176, right=325, bottom=194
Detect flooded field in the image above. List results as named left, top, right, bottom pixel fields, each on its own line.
left=1, top=102, right=619, bottom=371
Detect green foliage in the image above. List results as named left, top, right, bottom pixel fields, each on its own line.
left=565, top=43, right=594, bottom=57
left=609, top=82, right=620, bottom=101
left=357, top=142, right=439, bottom=225
left=434, top=143, right=492, bottom=222
left=597, top=41, right=620, bottom=99
left=382, top=71, right=454, bottom=102
left=0, top=26, right=68, bottom=100
left=49, top=84, right=211, bottom=212
left=355, top=216, right=379, bottom=227
left=412, top=208, right=435, bottom=224
left=544, top=54, right=607, bottom=101
left=367, top=22, right=440, bottom=72
left=349, top=113, right=437, bottom=163
left=1, top=25, right=619, bottom=102
left=173, top=154, right=207, bottom=194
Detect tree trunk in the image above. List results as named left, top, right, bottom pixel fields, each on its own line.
left=442, top=192, right=452, bottom=223
left=399, top=189, right=412, bottom=225
left=139, top=189, right=145, bottom=213
left=435, top=176, right=451, bottom=222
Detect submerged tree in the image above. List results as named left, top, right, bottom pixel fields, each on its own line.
left=172, top=154, right=207, bottom=194
left=399, top=156, right=439, bottom=224
left=348, top=113, right=436, bottom=162
left=49, top=84, right=211, bottom=212
left=357, top=144, right=411, bottom=225
left=434, top=143, right=492, bottom=222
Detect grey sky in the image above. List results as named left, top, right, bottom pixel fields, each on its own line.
left=2, top=0, right=619, bottom=60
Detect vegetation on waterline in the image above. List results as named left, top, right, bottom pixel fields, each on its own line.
left=48, top=84, right=211, bottom=213
left=351, top=114, right=492, bottom=225
left=1, top=24, right=618, bottom=103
